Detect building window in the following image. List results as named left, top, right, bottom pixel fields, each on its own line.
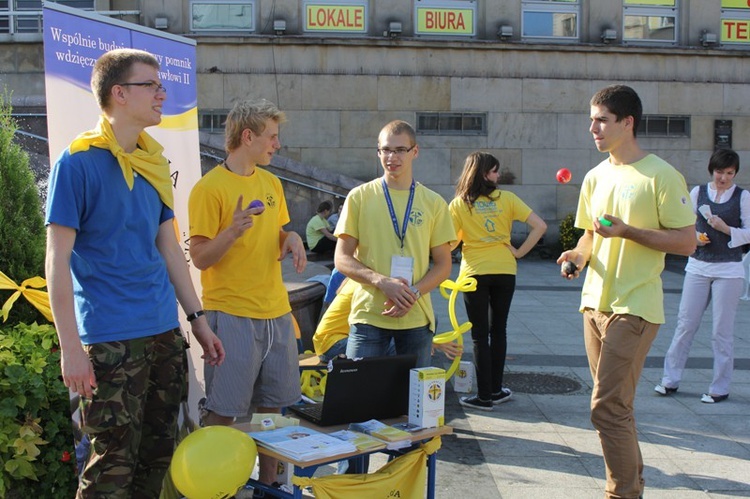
left=190, top=1, right=255, bottom=32
left=721, top=0, right=750, bottom=47
left=521, top=0, right=579, bottom=41
left=641, top=115, right=690, bottom=138
left=623, top=0, right=677, bottom=44
left=198, top=110, right=228, bottom=133
left=417, top=112, right=486, bottom=136
left=0, top=0, right=93, bottom=34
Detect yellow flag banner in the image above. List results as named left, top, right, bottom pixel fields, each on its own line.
left=0, top=270, right=53, bottom=323
left=293, top=437, right=442, bottom=499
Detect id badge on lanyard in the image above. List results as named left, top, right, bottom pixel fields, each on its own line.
left=383, top=178, right=416, bottom=284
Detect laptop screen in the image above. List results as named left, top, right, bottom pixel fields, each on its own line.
left=292, top=354, right=417, bottom=426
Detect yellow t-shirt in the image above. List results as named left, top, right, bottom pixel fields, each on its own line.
left=576, top=154, right=695, bottom=324
left=306, top=214, right=330, bottom=249
left=336, top=179, right=456, bottom=331
left=449, top=190, right=532, bottom=278
left=188, top=165, right=292, bottom=319
left=312, top=279, right=356, bottom=356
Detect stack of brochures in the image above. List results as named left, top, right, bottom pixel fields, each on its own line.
left=348, top=419, right=412, bottom=450
left=328, top=430, right=386, bottom=452
left=247, top=426, right=357, bottom=462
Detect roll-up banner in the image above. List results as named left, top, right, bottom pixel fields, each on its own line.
left=43, top=2, right=206, bottom=424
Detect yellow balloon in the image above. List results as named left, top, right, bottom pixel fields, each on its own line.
left=432, top=276, right=477, bottom=380
left=171, top=425, right=258, bottom=499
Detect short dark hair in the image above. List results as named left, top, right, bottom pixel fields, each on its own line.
left=317, top=201, right=332, bottom=213
left=708, top=148, right=740, bottom=175
left=91, top=49, right=159, bottom=112
left=590, top=84, right=643, bottom=137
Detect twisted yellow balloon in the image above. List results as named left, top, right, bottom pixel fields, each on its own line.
left=431, top=276, right=477, bottom=380
left=300, top=369, right=327, bottom=400
left=0, top=271, right=53, bottom=323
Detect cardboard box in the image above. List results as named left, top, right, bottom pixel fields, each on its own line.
left=452, top=361, right=475, bottom=393
left=409, top=367, right=445, bottom=429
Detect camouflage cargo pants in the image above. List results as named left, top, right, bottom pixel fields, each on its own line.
left=77, top=329, right=187, bottom=499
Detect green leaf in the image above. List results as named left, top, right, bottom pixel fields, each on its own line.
left=0, top=397, right=18, bottom=418
left=4, top=456, right=38, bottom=480
left=4, top=363, right=25, bottom=382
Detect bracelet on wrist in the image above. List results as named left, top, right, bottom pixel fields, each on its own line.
left=186, top=310, right=205, bottom=322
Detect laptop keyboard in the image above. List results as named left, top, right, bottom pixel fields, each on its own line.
left=294, top=404, right=323, bottom=420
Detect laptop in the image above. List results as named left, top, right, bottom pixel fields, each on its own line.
left=288, top=354, right=417, bottom=426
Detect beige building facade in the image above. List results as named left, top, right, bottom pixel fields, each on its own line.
left=2, top=0, right=749, bottom=240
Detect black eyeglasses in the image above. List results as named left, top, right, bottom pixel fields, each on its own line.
left=377, top=145, right=415, bottom=156
left=117, top=81, right=167, bottom=94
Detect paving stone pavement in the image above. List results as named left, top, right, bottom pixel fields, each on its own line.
left=429, top=255, right=750, bottom=499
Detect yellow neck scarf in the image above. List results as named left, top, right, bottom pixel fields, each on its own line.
left=69, top=116, right=174, bottom=210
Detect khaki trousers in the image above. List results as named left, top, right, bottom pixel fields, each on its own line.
left=583, top=309, right=659, bottom=499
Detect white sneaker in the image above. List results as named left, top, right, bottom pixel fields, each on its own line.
left=654, top=384, right=677, bottom=396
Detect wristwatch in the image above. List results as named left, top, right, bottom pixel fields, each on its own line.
left=409, top=286, right=421, bottom=299
left=186, top=310, right=205, bottom=322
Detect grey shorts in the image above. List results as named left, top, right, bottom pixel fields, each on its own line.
left=204, top=311, right=301, bottom=418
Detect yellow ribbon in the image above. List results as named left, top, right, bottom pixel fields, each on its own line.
left=0, top=270, right=53, bottom=323
left=69, top=115, right=174, bottom=210
left=432, top=276, right=477, bottom=380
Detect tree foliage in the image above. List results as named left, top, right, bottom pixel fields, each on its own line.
left=558, top=213, right=584, bottom=252
left=0, top=92, right=47, bottom=324
left=0, top=322, right=78, bottom=498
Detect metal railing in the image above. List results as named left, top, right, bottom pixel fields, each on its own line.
left=200, top=150, right=345, bottom=199
left=12, top=128, right=346, bottom=201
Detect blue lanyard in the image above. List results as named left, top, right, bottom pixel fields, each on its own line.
left=382, top=178, right=416, bottom=251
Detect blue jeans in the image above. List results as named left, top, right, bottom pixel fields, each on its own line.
left=319, top=338, right=349, bottom=362
left=320, top=338, right=396, bottom=362
left=346, top=323, right=433, bottom=367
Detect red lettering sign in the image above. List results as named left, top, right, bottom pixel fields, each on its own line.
left=723, top=20, right=750, bottom=40
left=307, top=6, right=364, bottom=29
left=424, top=11, right=465, bottom=30
left=739, top=21, right=749, bottom=39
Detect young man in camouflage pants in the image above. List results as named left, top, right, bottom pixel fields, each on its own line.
left=45, top=48, right=224, bottom=498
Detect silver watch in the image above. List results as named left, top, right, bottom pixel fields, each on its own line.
left=409, top=285, right=421, bottom=299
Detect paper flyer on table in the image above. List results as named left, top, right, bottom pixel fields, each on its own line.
left=248, top=426, right=356, bottom=462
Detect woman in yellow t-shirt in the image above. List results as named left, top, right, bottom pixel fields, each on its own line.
left=449, top=152, right=547, bottom=411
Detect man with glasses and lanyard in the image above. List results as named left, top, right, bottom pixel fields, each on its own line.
left=334, top=120, right=456, bottom=367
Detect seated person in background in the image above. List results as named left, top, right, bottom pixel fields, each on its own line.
left=306, top=201, right=337, bottom=254
left=327, top=201, right=343, bottom=230
left=314, top=278, right=462, bottom=362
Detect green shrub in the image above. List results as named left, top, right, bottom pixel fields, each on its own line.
left=0, top=322, right=77, bottom=498
left=559, top=213, right=584, bottom=251
left=0, top=92, right=47, bottom=325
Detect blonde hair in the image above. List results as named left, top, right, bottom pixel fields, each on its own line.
left=224, top=98, right=287, bottom=153
left=378, top=120, right=416, bottom=147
